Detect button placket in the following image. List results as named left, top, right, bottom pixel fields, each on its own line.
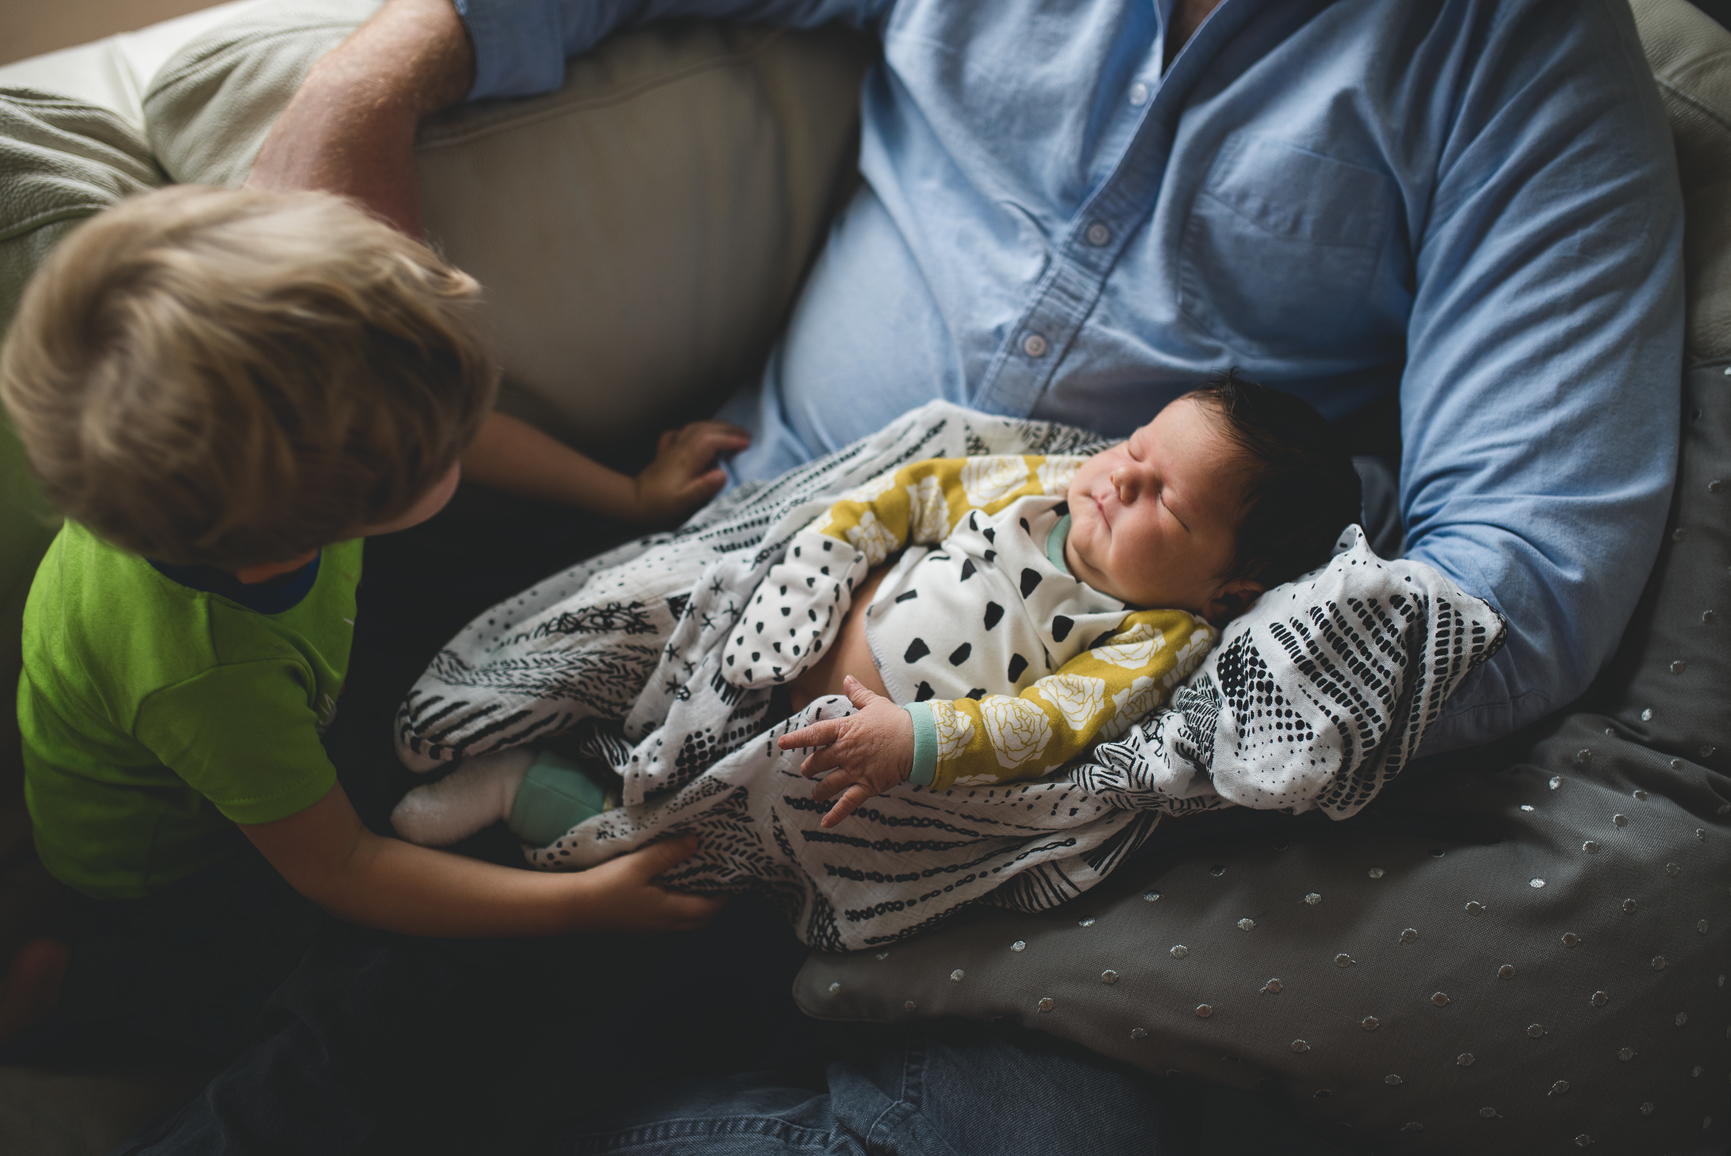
left=970, top=0, right=1262, bottom=418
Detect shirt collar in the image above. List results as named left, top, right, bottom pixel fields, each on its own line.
left=148, top=551, right=323, bottom=615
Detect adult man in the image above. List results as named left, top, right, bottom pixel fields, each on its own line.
left=205, top=0, right=1682, bottom=1151
left=252, top=0, right=1683, bottom=760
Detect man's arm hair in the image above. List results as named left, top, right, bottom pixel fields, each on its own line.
left=245, top=0, right=475, bottom=235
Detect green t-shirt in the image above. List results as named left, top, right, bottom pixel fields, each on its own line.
left=18, top=520, right=361, bottom=899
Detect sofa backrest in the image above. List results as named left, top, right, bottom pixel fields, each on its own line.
left=141, top=0, right=877, bottom=469
left=1636, top=0, right=1731, bottom=363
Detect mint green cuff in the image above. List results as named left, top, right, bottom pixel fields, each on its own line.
left=903, top=702, right=938, bottom=786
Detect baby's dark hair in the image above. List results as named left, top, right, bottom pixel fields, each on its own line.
left=1182, top=370, right=1363, bottom=590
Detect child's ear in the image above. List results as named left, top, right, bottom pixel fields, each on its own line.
left=1202, top=576, right=1264, bottom=625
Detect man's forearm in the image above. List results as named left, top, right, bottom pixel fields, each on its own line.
left=246, top=0, right=475, bottom=235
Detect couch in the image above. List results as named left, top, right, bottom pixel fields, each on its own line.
left=0, top=1, right=1726, bottom=1152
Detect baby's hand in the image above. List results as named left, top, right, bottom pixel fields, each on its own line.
left=778, top=677, right=914, bottom=827
left=630, top=420, right=752, bottom=523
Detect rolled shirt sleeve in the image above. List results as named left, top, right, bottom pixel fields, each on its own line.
left=454, top=0, right=890, bottom=100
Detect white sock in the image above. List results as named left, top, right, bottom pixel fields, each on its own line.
left=390, top=749, right=535, bottom=846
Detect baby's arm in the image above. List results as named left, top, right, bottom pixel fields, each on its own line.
left=725, top=455, right=1055, bottom=689
left=461, top=411, right=750, bottom=525
left=780, top=611, right=1218, bottom=826
left=778, top=676, right=915, bottom=827
left=916, top=610, right=1216, bottom=791
left=240, top=780, right=723, bottom=937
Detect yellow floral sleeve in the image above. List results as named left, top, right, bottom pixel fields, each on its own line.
left=920, top=611, right=1217, bottom=790
left=809, top=455, right=1063, bottom=562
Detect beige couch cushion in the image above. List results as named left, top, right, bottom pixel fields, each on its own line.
left=144, top=2, right=876, bottom=466
left=0, top=0, right=269, bottom=130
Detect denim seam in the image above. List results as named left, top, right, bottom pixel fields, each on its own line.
left=555, top=1113, right=839, bottom=1153
left=860, top=1029, right=925, bottom=1150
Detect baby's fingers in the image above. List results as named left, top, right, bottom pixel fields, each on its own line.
left=810, top=766, right=860, bottom=802
left=821, top=784, right=874, bottom=828
left=780, top=720, right=842, bottom=752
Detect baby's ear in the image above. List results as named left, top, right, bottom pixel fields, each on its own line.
left=1203, top=576, right=1264, bottom=625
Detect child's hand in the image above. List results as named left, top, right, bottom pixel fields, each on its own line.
left=778, top=676, right=914, bottom=827
left=631, top=420, right=752, bottom=523
left=578, top=835, right=729, bottom=935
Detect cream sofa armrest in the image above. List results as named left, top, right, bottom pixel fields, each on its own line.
left=144, top=5, right=875, bottom=466
left=0, top=0, right=272, bottom=130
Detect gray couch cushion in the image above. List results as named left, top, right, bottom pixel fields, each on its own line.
left=1637, top=0, right=1731, bottom=362
left=143, top=1, right=875, bottom=468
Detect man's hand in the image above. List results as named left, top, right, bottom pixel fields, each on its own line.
left=779, top=676, right=914, bottom=827
left=245, top=0, right=475, bottom=236
left=631, top=421, right=752, bottom=524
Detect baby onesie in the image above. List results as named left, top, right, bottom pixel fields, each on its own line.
left=722, top=455, right=1216, bottom=789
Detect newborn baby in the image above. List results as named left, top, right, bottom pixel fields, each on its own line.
left=393, top=374, right=1360, bottom=846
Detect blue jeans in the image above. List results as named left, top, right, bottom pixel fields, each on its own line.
left=554, top=1021, right=1345, bottom=1156
left=557, top=1024, right=1179, bottom=1155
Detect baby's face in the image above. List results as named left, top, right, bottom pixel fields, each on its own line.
left=1063, top=399, right=1257, bottom=615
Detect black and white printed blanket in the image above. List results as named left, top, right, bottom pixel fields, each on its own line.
left=394, top=402, right=1505, bottom=950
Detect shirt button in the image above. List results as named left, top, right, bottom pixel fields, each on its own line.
left=1023, top=333, right=1049, bottom=358
left=1086, top=222, right=1112, bottom=247
left=1128, top=82, right=1150, bottom=106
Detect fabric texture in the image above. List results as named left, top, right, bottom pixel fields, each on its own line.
left=142, top=0, right=381, bottom=189
left=722, top=455, right=1215, bottom=789
left=20, top=523, right=359, bottom=898
left=456, top=0, right=1686, bottom=757
left=393, top=403, right=1498, bottom=950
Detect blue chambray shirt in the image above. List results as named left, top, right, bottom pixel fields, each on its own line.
left=453, top=0, right=1684, bottom=755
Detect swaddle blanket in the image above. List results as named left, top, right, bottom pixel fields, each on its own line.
left=395, top=402, right=1505, bottom=949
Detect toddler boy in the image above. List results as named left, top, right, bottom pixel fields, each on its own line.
left=0, top=185, right=727, bottom=1054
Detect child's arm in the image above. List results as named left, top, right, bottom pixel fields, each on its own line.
left=461, top=411, right=751, bottom=525
left=240, top=781, right=724, bottom=937
left=780, top=611, right=1217, bottom=825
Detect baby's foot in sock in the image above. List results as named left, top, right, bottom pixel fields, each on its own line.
left=391, top=749, right=534, bottom=846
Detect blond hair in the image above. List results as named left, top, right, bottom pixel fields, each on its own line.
left=0, top=185, right=496, bottom=568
